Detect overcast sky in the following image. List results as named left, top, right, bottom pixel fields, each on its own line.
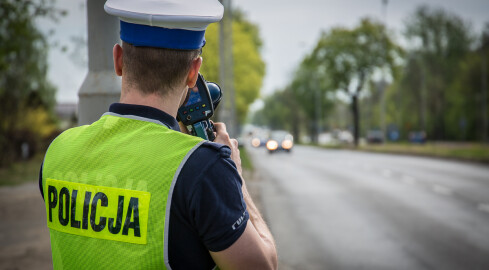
left=40, top=0, right=489, bottom=104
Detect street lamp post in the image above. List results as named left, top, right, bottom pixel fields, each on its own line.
left=482, top=51, right=488, bottom=143
left=218, top=0, right=238, bottom=138
left=315, top=75, right=322, bottom=144
left=380, top=0, right=388, bottom=140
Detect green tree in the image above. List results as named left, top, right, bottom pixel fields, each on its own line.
left=444, top=23, right=489, bottom=141
left=0, top=0, right=62, bottom=166
left=254, top=90, right=291, bottom=130
left=402, top=5, right=473, bottom=140
left=289, top=56, right=334, bottom=143
left=254, top=57, right=335, bottom=143
left=383, top=53, right=425, bottom=139
left=252, top=87, right=304, bottom=140
left=307, top=18, right=403, bottom=145
left=199, top=10, right=265, bottom=124
left=359, top=80, right=385, bottom=134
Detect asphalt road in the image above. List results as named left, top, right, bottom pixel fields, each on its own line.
left=249, top=145, right=489, bottom=270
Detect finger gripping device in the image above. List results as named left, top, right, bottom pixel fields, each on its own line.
left=177, top=74, right=222, bottom=141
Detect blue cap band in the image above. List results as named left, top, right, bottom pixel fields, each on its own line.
left=120, top=21, right=206, bottom=50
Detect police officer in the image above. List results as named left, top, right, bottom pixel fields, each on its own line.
left=39, top=0, right=278, bottom=269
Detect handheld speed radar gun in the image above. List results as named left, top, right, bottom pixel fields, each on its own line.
left=177, top=73, right=222, bottom=141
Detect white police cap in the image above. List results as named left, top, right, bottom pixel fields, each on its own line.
left=104, top=0, right=224, bottom=50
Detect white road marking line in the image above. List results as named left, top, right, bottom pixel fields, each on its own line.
left=401, top=175, right=416, bottom=185
left=478, top=204, right=489, bottom=213
left=432, top=185, right=452, bottom=196
left=362, top=164, right=371, bottom=170
left=382, top=169, right=392, bottom=178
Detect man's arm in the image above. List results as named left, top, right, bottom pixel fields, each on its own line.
left=211, top=123, right=278, bottom=270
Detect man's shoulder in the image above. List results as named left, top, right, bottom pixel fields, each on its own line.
left=193, top=141, right=232, bottom=160
left=47, top=124, right=90, bottom=146
left=180, top=141, right=235, bottom=179
left=176, top=141, right=239, bottom=194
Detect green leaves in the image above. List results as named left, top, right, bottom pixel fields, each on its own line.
left=200, top=11, right=265, bottom=124
left=310, top=18, right=402, bottom=96
left=0, top=0, right=62, bottom=166
left=306, top=18, right=402, bottom=144
left=254, top=5, right=487, bottom=144
left=254, top=18, right=405, bottom=144
left=396, top=6, right=476, bottom=140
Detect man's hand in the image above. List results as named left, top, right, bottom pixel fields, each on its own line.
left=213, top=122, right=242, bottom=175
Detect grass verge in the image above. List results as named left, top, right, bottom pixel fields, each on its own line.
left=318, top=142, right=489, bottom=164
left=239, top=146, right=254, bottom=171
left=0, top=153, right=44, bottom=186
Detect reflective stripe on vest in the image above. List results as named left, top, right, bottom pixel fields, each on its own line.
left=42, top=114, right=203, bottom=270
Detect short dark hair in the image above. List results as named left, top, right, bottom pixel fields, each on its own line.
left=122, top=41, right=201, bottom=96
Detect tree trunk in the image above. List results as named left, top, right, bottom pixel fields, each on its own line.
left=352, top=73, right=364, bottom=147
left=292, top=116, right=300, bottom=144
left=352, top=94, right=360, bottom=146
left=309, top=121, right=318, bottom=144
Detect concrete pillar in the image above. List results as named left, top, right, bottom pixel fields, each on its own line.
left=78, top=0, right=121, bottom=125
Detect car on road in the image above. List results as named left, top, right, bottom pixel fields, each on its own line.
left=409, top=131, right=427, bottom=143
left=251, top=137, right=267, bottom=148
left=367, top=130, right=384, bottom=144
left=266, top=130, right=294, bottom=153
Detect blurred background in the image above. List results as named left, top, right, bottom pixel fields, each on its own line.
left=1, top=0, right=489, bottom=269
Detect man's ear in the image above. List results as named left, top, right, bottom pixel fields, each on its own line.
left=113, top=44, right=123, bottom=76
left=186, top=57, right=202, bottom=88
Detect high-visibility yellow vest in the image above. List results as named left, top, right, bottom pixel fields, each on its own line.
left=42, top=113, right=203, bottom=269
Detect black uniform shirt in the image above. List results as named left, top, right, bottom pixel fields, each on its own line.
left=40, top=103, right=249, bottom=269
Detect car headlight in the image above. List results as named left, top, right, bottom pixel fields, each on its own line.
left=282, top=140, right=293, bottom=149
left=251, top=138, right=261, bottom=148
left=266, top=140, right=278, bottom=151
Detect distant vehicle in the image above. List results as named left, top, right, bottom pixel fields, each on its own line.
left=367, top=130, right=384, bottom=144
left=249, top=126, right=270, bottom=148
left=251, top=137, right=267, bottom=148
left=331, top=129, right=354, bottom=144
left=266, top=130, right=294, bottom=153
left=409, top=131, right=427, bottom=144
left=338, top=130, right=354, bottom=144
left=387, top=124, right=400, bottom=142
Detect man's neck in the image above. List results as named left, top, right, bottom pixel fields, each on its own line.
left=119, top=86, right=185, bottom=118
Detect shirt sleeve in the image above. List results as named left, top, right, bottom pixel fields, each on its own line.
left=186, top=145, right=249, bottom=252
